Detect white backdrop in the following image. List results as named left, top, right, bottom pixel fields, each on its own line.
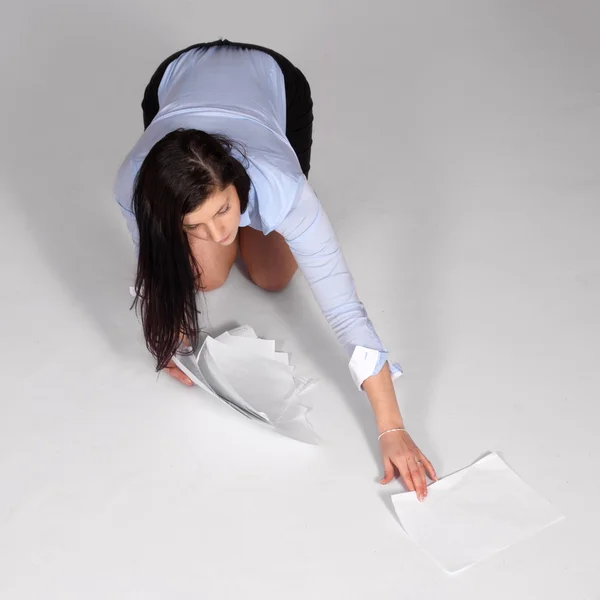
left=0, top=1, right=598, bottom=598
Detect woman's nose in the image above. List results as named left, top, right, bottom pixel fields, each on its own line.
left=207, top=223, right=226, bottom=244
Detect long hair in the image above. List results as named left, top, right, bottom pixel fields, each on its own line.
left=131, top=128, right=250, bottom=371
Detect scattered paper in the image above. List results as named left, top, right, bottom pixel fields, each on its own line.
left=173, top=326, right=319, bottom=444
left=391, top=453, right=565, bottom=573
left=217, top=332, right=291, bottom=365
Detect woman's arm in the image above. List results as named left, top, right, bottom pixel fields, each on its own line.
left=363, top=363, right=437, bottom=501
left=277, top=180, right=437, bottom=498
left=363, top=362, right=405, bottom=432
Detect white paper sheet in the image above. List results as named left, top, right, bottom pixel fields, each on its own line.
left=216, top=329, right=291, bottom=365
left=391, top=453, right=565, bottom=573
left=174, top=349, right=268, bottom=422
left=223, top=324, right=259, bottom=339
left=216, top=332, right=291, bottom=366
left=204, top=337, right=297, bottom=421
left=173, top=326, right=319, bottom=443
left=197, top=342, right=270, bottom=422
left=216, top=331, right=275, bottom=355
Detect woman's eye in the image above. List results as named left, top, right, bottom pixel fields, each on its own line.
left=218, top=204, right=231, bottom=216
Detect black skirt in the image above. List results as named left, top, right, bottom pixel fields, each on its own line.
left=141, top=39, right=314, bottom=177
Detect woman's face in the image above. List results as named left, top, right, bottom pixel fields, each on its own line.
left=182, top=184, right=241, bottom=246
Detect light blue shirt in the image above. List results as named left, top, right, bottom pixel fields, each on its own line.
left=114, top=45, right=401, bottom=387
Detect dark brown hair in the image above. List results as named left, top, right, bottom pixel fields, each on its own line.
left=131, top=129, right=250, bottom=370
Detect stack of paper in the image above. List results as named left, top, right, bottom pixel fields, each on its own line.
left=173, top=325, right=319, bottom=444
left=391, top=453, right=565, bottom=573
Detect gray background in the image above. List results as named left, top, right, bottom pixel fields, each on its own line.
left=0, top=0, right=598, bottom=598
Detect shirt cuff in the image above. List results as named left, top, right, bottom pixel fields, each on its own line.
left=348, top=346, right=403, bottom=390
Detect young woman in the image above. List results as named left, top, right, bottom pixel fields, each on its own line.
left=115, top=39, right=436, bottom=500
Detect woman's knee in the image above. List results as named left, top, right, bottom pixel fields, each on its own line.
left=249, top=269, right=296, bottom=293
left=239, top=228, right=297, bottom=293
left=198, top=271, right=229, bottom=292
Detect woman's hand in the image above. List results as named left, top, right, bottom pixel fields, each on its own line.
left=379, top=429, right=437, bottom=502
left=162, top=334, right=194, bottom=386
left=163, top=359, right=194, bottom=386
left=361, top=363, right=437, bottom=501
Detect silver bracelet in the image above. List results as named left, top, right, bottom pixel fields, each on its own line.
left=378, top=427, right=406, bottom=441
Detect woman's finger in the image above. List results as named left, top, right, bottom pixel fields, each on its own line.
left=420, top=455, right=438, bottom=482
left=408, top=459, right=427, bottom=501
left=415, top=459, right=429, bottom=497
left=165, top=366, right=193, bottom=386
left=396, top=460, right=416, bottom=493
left=380, top=457, right=395, bottom=485
left=165, top=366, right=191, bottom=385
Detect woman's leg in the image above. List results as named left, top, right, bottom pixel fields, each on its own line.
left=239, top=227, right=297, bottom=292
left=188, top=227, right=297, bottom=293
left=188, top=235, right=239, bottom=291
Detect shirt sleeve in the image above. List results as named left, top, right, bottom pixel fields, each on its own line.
left=275, top=179, right=402, bottom=389
left=117, top=201, right=140, bottom=250
left=114, top=156, right=141, bottom=251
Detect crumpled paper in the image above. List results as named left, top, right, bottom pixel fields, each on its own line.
left=173, top=325, right=319, bottom=444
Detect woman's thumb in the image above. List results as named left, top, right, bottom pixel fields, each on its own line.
left=380, top=459, right=394, bottom=484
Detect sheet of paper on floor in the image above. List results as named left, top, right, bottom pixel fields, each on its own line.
left=391, top=453, right=565, bottom=573
left=218, top=334, right=291, bottom=365
left=173, top=325, right=319, bottom=443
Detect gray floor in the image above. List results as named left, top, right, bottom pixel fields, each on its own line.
left=1, top=1, right=599, bottom=598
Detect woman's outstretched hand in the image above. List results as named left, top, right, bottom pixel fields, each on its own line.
left=379, top=429, right=437, bottom=502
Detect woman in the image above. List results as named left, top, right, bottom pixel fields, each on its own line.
left=115, top=39, right=437, bottom=501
